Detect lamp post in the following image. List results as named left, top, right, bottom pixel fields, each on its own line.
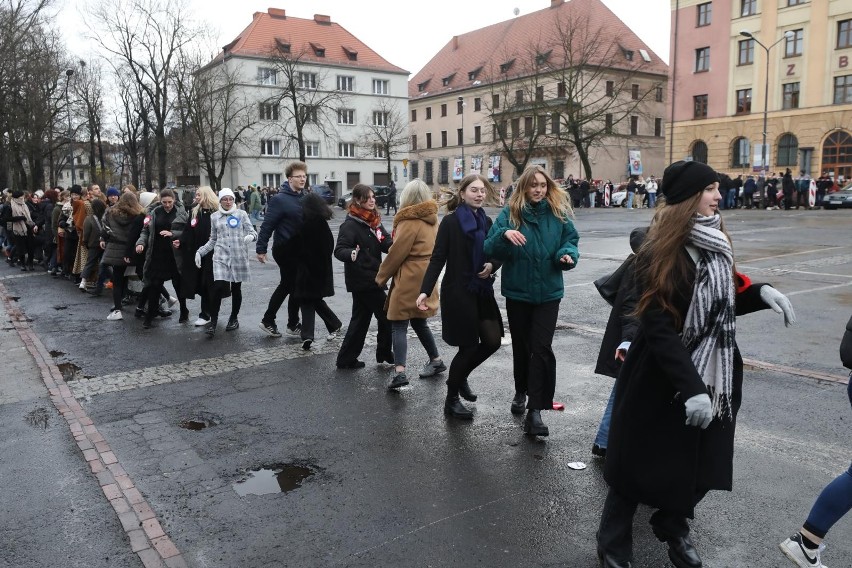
left=739, top=30, right=794, bottom=182
left=64, top=68, right=75, bottom=186
left=458, top=96, right=466, bottom=179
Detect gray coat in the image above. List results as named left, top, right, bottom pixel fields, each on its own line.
left=196, top=208, right=257, bottom=283
left=102, top=211, right=144, bottom=266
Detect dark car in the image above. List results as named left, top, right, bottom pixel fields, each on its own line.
left=822, top=181, right=852, bottom=210
left=336, top=185, right=391, bottom=209
left=309, top=184, right=335, bottom=205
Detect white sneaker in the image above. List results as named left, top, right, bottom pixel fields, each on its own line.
left=168, top=296, right=178, bottom=307
left=79, top=279, right=87, bottom=290
left=780, top=534, right=828, bottom=568
left=194, top=317, right=210, bottom=326
left=327, top=325, right=344, bottom=340
left=107, top=310, right=123, bottom=321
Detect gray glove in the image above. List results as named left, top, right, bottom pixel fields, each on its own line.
left=684, top=393, right=712, bottom=429
left=759, top=285, right=796, bottom=327
left=194, top=252, right=202, bottom=269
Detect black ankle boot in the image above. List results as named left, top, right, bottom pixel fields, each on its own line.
left=205, top=319, right=217, bottom=337
left=511, top=391, right=526, bottom=415
left=444, top=395, right=473, bottom=420
left=458, top=380, right=477, bottom=402
left=524, top=409, right=549, bottom=436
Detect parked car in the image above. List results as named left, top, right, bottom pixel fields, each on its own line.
left=822, top=180, right=852, bottom=209
left=336, top=185, right=392, bottom=209
left=337, top=192, right=353, bottom=209
left=309, top=184, right=335, bottom=205
left=611, top=189, right=628, bottom=207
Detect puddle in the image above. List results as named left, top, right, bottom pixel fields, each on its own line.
left=56, top=362, right=89, bottom=381
left=24, top=407, right=50, bottom=429
left=53, top=305, right=68, bottom=311
left=233, top=463, right=315, bottom=497
left=49, top=350, right=65, bottom=358
left=179, top=413, right=220, bottom=430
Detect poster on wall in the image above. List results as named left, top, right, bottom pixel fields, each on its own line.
left=472, top=156, right=482, bottom=174
left=488, top=155, right=501, bottom=182
left=453, top=158, right=463, bottom=181
left=628, top=150, right=643, bottom=176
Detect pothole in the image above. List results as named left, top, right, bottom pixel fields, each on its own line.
left=179, top=413, right=221, bottom=431
left=232, top=463, right=316, bottom=497
left=49, top=350, right=65, bottom=358
left=9, top=296, right=20, bottom=301
left=24, top=407, right=50, bottom=429
left=56, top=362, right=90, bottom=381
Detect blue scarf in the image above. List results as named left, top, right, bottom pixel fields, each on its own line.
left=455, top=203, right=493, bottom=295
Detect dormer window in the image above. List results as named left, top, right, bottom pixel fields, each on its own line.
left=622, top=48, right=634, bottom=61
left=468, top=67, right=482, bottom=81
left=275, top=39, right=290, bottom=54
left=535, top=50, right=552, bottom=66
left=310, top=42, right=325, bottom=57
left=500, top=59, right=515, bottom=73
left=343, top=46, right=358, bottom=61
left=442, top=73, right=455, bottom=87
left=418, top=80, right=430, bottom=92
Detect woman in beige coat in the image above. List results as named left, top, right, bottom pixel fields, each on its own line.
left=376, top=179, right=444, bottom=390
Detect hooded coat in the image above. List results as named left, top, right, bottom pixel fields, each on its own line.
left=376, top=200, right=439, bottom=320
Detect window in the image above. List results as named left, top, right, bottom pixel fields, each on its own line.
left=372, top=111, right=389, bottom=126
left=782, top=82, right=800, bottom=109
left=258, top=67, right=277, bottom=85
left=441, top=131, right=447, bottom=147
left=411, top=109, right=417, bottom=122
left=474, top=97, right=481, bottom=111
left=839, top=20, right=852, bottom=49
left=259, top=102, right=279, bottom=120
left=536, top=86, right=544, bottom=102
left=262, top=173, right=281, bottom=187
left=439, top=159, right=449, bottom=184
left=735, top=88, right=752, bottom=114
left=630, top=116, right=638, bottom=135
left=426, top=107, right=432, bottom=120
left=786, top=0, right=805, bottom=5
left=692, top=140, right=708, bottom=163
left=304, top=142, right=319, bottom=157
left=418, top=80, right=429, bottom=92
left=492, top=94, right=500, bottom=108
left=655, top=118, right=663, bottom=137
left=554, top=161, right=564, bottom=180
left=697, top=2, right=711, bottom=26
left=695, top=47, right=710, bottom=72
left=606, top=81, right=614, bottom=96
left=474, top=126, right=481, bottom=144
left=298, top=72, right=317, bottom=89
left=557, top=82, right=566, bottom=98
left=515, top=90, right=523, bottom=105
left=777, top=133, right=799, bottom=166
left=311, top=43, right=325, bottom=57
left=424, top=160, right=433, bottom=184
left=411, top=161, right=419, bottom=179
left=524, top=116, right=533, bottom=135
left=511, top=118, right=520, bottom=138
left=631, top=84, right=639, bottom=100
left=693, top=94, right=708, bottom=119
left=372, top=79, right=389, bottom=94
left=338, top=142, right=355, bottom=158
left=411, top=135, right=417, bottom=151
left=338, top=109, right=355, bottom=125
left=731, top=137, right=750, bottom=168
left=337, top=75, right=354, bottom=91
left=741, top=0, right=756, bottom=17
left=655, top=86, right=663, bottom=102
left=457, top=100, right=464, bottom=114
left=373, top=144, right=385, bottom=158
left=308, top=174, right=318, bottom=186
left=441, top=103, right=447, bottom=117
left=605, top=114, right=613, bottom=134
left=260, top=139, right=280, bottom=156
left=457, top=128, right=463, bottom=145
left=834, top=75, right=852, bottom=104
left=785, top=29, right=803, bottom=57
left=551, top=113, right=561, bottom=135
left=500, top=59, right=515, bottom=73
left=738, top=39, right=754, bottom=65
left=537, top=115, right=546, bottom=135
left=301, top=105, right=318, bottom=123
left=426, top=132, right=432, bottom=149
left=442, top=74, right=454, bottom=87
left=468, top=68, right=481, bottom=81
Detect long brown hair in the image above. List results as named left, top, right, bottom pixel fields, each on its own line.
left=634, top=192, right=734, bottom=329
left=507, top=165, right=572, bottom=228
left=443, top=174, right=493, bottom=212
left=111, top=191, right=145, bottom=218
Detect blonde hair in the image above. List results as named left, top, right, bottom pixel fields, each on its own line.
left=398, top=179, right=432, bottom=209
left=507, top=165, right=573, bottom=228
left=192, top=186, right=218, bottom=219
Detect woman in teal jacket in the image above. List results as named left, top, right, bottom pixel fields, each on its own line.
left=484, top=165, right=579, bottom=437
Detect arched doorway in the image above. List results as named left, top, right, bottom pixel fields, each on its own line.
left=731, top=137, right=750, bottom=168
left=691, top=140, right=708, bottom=164
left=821, top=130, right=852, bottom=181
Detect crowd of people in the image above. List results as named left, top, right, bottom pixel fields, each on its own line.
left=0, top=158, right=848, bottom=568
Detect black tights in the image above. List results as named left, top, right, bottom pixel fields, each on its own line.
left=111, top=265, right=129, bottom=311
left=144, top=277, right=187, bottom=322
left=446, top=318, right=502, bottom=396
left=209, top=281, right=242, bottom=322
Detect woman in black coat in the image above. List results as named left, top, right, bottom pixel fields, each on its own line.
left=419, top=174, right=503, bottom=419
left=597, top=161, right=797, bottom=568
left=293, top=193, right=342, bottom=349
left=172, top=186, right=217, bottom=326
left=334, top=184, right=393, bottom=369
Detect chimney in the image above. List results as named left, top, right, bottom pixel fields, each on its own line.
left=252, top=11, right=263, bottom=20
left=452, top=35, right=459, bottom=50
left=550, top=0, right=564, bottom=7
left=267, top=8, right=286, bottom=18
left=314, top=14, right=331, bottom=24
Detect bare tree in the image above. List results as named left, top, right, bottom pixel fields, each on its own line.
left=360, top=99, right=409, bottom=184
left=73, top=59, right=108, bottom=184
left=114, top=68, right=151, bottom=189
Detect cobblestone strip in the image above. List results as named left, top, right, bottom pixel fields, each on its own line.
left=0, top=282, right=187, bottom=568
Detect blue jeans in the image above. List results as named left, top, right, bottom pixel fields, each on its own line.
left=647, top=193, right=656, bottom=208
left=626, top=192, right=634, bottom=209
left=594, top=384, right=617, bottom=449
left=726, top=188, right=737, bottom=209
left=391, top=318, right=439, bottom=368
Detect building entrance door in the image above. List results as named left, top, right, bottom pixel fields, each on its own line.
left=821, top=130, right=852, bottom=182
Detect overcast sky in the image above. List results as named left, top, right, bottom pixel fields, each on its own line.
left=57, top=0, right=671, bottom=74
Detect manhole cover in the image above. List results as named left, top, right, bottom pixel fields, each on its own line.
left=233, top=463, right=315, bottom=497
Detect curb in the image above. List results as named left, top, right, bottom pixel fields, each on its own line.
left=0, top=282, right=187, bottom=568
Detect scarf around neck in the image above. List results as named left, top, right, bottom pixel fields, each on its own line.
left=348, top=203, right=381, bottom=229
left=681, top=213, right=735, bottom=419
left=455, top=203, right=493, bottom=295
left=10, top=197, right=33, bottom=236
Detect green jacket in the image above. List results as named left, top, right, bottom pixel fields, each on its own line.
left=249, top=190, right=263, bottom=213
left=484, top=200, right=579, bottom=304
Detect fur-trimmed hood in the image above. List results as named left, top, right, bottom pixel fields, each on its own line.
left=392, top=200, right=437, bottom=229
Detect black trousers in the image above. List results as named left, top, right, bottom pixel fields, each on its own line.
left=796, top=191, right=808, bottom=208
left=300, top=299, right=342, bottom=341
left=447, top=318, right=501, bottom=394
left=110, top=265, right=130, bottom=311
left=336, top=289, right=392, bottom=365
left=597, top=486, right=707, bottom=562
left=506, top=298, right=559, bottom=410
left=13, top=234, right=34, bottom=267
left=209, top=281, right=241, bottom=322
left=262, top=243, right=300, bottom=328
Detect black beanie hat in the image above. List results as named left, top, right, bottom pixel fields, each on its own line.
left=660, top=161, right=718, bottom=204
left=70, top=184, right=83, bottom=195
left=11, top=190, right=23, bottom=199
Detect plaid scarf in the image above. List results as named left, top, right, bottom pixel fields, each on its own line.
left=682, top=214, right=735, bottom=419
left=348, top=203, right=381, bottom=229
left=10, top=197, right=33, bottom=236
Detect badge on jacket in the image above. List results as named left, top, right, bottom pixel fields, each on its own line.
left=143, top=215, right=151, bottom=226
left=375, top=228, right=384, bottom=241
left=190, top=217, right=198, bottom=227
left=227, top=216, right=240, bottom=228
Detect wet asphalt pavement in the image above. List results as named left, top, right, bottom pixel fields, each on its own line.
left=1, top=206, right=850, bottom=567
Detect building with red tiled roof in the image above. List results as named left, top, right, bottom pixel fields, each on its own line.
left=408, top=0, right=669, bottom=191
left=199, top=9, right=410, bottom=195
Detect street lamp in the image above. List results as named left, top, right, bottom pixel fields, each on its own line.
left=64, top=68, right=75, bottom=186
left=458, top=96, right=466, bottom=179
left=739, top=29, right=795, bottom=183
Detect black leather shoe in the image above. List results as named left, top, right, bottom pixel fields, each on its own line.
left=523, top=409, right=549, bottom=436
left=337, top=360, right=366, bottom=369
left=592, top=444, right=607, bottom=458
left=135, top=307, right=146, bottom=319
left=225, top=317, right=239, bottom=331
left=458, top=380, right=478, bottom=402
left=597, top=547, right=632, bottom=568
left=158, top=307, right=173, bottom=318
left=178, top=309, right=189, bottom=323
left=664, top=535, right=702, bottom=568
left=388, top=372, right=408, bottom=389
left=205, top=320, right=217, bottom=337
left=510, top=392, right=526, bottom=415
left=444, top=395, right=473, bottom=420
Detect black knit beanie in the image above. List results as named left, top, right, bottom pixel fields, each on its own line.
left=660, top=161, right=718, bottom=204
